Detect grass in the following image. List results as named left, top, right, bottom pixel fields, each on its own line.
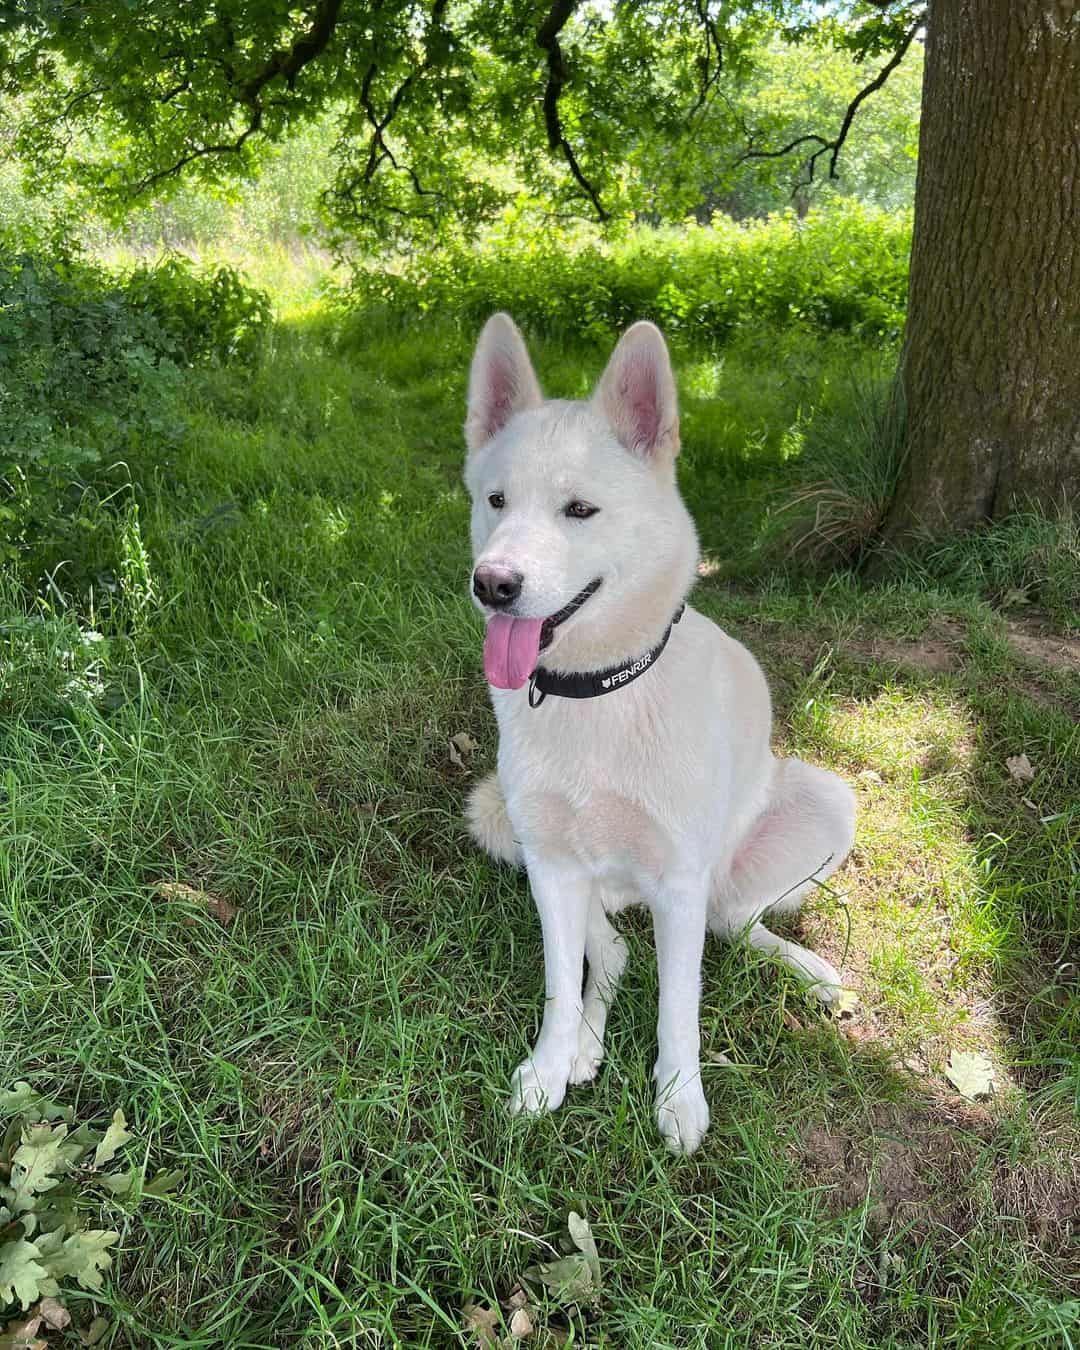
left=2, top=277, right=1079, bottom=1347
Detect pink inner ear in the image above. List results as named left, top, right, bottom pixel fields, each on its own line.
left=483, top=351, right=520, bottom=441
left=620, top=353, right=660, bottom=452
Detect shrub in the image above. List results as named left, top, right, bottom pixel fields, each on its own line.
left=346, top=201, right=912, bottom=346
left=0, top=248, right=270, bottom=565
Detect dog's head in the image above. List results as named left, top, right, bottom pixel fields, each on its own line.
left=463, top=313, right=697, bottom=687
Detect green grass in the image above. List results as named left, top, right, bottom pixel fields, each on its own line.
left=2, top=292, right=1078, bottom=1347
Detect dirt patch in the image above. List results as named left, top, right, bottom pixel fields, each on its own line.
left=842, top=623, right=961, bottom=675
left=1006, top=614, right=1080, bottom=674
left=799, top=1102, right=1079, bottom=1264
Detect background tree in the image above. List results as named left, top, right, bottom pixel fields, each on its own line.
left=2, top=0, right=1075, bottom=539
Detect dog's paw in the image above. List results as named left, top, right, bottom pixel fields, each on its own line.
left=568, top=1021, right=605, bottom=1085
left=797, top=951, right=843, bottom=1004
left=507, top=1058, right=569, bottom=1116
left=654, top=1068, right=710, bottom=1154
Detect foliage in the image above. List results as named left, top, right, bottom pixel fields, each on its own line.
left=896, top=507, right=1080, bottom=632
left=0, top=2, right=924, bottom=244
left=347, top=201, right=912, bottom=345
left=0, top=1083, right=181, bottom=1320
left=763, top=359, right=906, bottom=568
left=0, top=246, right=269, bottom=565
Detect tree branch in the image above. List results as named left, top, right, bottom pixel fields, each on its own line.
left=536, top=0, right=607, bottom=221
left=735, top=21, right=921, bottom=190
left=235, top=0, right=345, bottom=104
left=123, top=0, right=344, bottom=195
left=688, top=0, right=724, bottom=122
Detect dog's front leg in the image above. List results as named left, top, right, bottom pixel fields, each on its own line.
left=652, top=877, right=711, bottom=1153
left=508, top=849, right=590, bottom=1117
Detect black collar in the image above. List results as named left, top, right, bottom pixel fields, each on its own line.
left=527, top=604, right=685, bottom=708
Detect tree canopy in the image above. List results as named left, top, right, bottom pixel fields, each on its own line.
left=1, top=1, right=924, bottom=243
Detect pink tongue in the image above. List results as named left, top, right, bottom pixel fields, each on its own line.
left=483, top=614, right=546, bottom=690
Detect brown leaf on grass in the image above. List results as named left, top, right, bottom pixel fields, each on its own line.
left=0, top=1313, right=46, bottom=1350
left=37, top=1298, right=70, bottom=1331
left=155, top=881, right=236, bottom=926
left=462, top=1302, right=502, bottom=1347
left=449, top=731, right=480, bottom=769
left=1005, top=753, right=1035, bottom=783
left=508, top=1305, right=534, bottom=1338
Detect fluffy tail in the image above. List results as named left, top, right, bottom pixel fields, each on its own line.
left=465, top=772, right=524, bottom=867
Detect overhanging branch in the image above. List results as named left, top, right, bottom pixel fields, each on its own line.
left=736, top=20, right=921, bottom=192
left=536, top=0, right=607, bottom=221
left=124, top=0, right=345, bottom=195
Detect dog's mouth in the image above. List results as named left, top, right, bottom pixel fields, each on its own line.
left=538, top=577, right=603, bottom=651
left=483, top=577, right=602, bottom=690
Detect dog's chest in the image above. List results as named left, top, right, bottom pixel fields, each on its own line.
left=494, top=690, right=707, bottom=882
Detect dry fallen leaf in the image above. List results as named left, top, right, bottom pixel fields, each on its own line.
left=1006, top=753, right=1035, bottom=783
left=0, top=1313, right=46, bottom=1350
left=509, top=1306, right=534, bottom=1338
left=449, top=731, right=480, bottom=768
left=707, top=1050, right=734, bottom=1066
left=1001, top=586, right=1030, bottom=609
left=944, top=1049, right=995, bottom=1100
left=832, top=988, right=861, bottom=1020
left=462, top=1303, right=502, bottom=1347
left=783, top=1009, right=804, bottom=1033
left=857, top=769, right=883, bottom=784
left=37, top=1299, right=70, bottom=1332
left=155, top=881, right=236, bottom=926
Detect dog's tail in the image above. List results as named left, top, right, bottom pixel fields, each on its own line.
left=465, top=772, right=524, bottom=867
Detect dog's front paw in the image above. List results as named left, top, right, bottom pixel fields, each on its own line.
left=508, top=1058, right=570, bottom=1116
left=568, top=1020, right=605, bottom=1085
left=654, top=1067, right=710, bottom=1154
left=797, top=951, right=843, bottom=1004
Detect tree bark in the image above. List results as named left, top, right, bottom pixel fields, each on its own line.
left=882, top=0, right=1080, bottom=540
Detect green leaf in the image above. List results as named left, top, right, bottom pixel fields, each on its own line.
left=141, top=1169, right=183, bottom=1199
left=521, top=1211, right=602, bottom=1308
left=93, top=1111, right=132, bottom=1169
left=0, top=1087, right=69, bottom=1127
left=9, top=1127, right=73, bottom=1212
left=99, top=1169, right=135, bottom=1198
left=36, top=1229, right=118, bottom=1294
left=80, top=1316, right=111, bottom=1347
left=0, top=1238, right=59, bottom=1311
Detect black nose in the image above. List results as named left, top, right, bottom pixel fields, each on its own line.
left=473, top=564, right=523, bottom=608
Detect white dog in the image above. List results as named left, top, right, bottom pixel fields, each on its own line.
left=463, top=314, right=855, bottom=1153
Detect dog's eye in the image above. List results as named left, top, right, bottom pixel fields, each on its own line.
left=565, top=501, right=598, bottom=520
left=487, top=492, right=505, bottom=509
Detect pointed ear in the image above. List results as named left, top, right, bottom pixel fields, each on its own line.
left=592, top=321, right=680, bottom=460
left=465, top=313, right=543, bottom=452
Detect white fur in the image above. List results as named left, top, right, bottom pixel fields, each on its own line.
left=464, top=314, right=856, bottom=1154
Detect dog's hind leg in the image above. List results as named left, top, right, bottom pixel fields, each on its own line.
left=569, top=896, right=628, bottom=1085
left=466, top=772, right=524, bottom=867
left=711, top=758, right=855, bottom=1004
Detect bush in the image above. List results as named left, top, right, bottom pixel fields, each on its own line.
left=0, top=248, right=270, bottom=564
left=347, top=201, right=912, bottom=346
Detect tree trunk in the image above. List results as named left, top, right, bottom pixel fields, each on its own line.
left=882, top=0, right=1080, bottom=541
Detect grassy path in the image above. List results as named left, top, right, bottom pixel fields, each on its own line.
left=3, top=304, right=1078, bottom=1347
